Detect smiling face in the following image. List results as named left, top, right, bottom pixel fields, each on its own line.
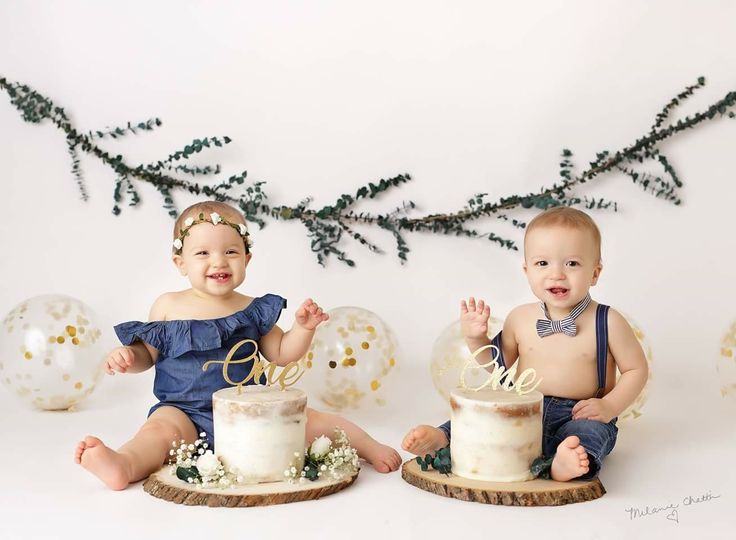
left=172, top=219, right=251, bottom=299
left=523, top=225, right=602, bottom=317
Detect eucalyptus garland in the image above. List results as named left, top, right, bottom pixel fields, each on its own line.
left=2, top=75, right=733, bottom=266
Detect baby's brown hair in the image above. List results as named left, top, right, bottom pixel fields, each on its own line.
left=524, top=207, right=601, bottom=261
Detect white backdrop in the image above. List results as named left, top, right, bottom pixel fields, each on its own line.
left=1, top=1, right=734, bottom=539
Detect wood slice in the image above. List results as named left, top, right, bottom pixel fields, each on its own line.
left=401, top=460, right=604, bottom=506
left=143, top=466, right=359, bottom=507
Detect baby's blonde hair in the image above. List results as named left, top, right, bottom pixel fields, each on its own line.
left=524, top=207, right=602, bottom=261
left=173, top=201, right=251, bottom=254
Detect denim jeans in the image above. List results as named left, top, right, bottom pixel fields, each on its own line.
left=437, top=395, right=618, bottom=480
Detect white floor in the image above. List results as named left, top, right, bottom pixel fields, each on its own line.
left=1, top=363, right=733, bottom=540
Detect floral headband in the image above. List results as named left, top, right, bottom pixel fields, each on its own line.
left=172, top=212, right=251, bottom=255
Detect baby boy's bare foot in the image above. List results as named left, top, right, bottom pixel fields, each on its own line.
left=361, top=440, right=402, bottom=473
left=75, top=436, right=131, bottom=490
left=551, top=435, right=590, bottom=482
left=401, top=425, right=449, bottom=456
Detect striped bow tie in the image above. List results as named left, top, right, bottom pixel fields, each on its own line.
left=536, top=293, right=591, bottom=338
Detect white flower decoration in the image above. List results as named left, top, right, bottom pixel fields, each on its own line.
left=184, top=217, right=195, bottom=227
left=173, top=238, right=183, bottom=250
left=210, top=212, right=222, bottom=225
left=196, top=450, right=221, bottom=477
left=238, top=223, right=247, bottom=236
left=310, top=435, right=332, bottom=458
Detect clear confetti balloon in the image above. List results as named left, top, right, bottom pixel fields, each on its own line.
left=299, top=307, right=398, bottom=410
left=0, top=295, right=106, bottom=410
left=430, top=316, right=504, bottom=402
left=617, top=313, right=653, bottom=422
left=718, top=320, right=736, bottom=400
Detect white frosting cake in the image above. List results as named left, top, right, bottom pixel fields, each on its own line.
left=213, top=386, right=307, bottom=483
left=450, top=388, right=543, bottom=482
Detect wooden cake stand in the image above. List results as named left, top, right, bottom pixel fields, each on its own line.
left=401, top=460, right=604, bottom=506
left=144, top=467, right=359, bottom=507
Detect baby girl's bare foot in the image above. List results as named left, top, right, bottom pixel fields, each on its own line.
left=401, top=425, right=449, bottom=456
left=75, top=436, right=131, bottom=490
left=361, top=440, right=402, bottom=473
left=551, top=435, right=590, bottom=482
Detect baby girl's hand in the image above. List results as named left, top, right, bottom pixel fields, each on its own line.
left=105, top=346, right=135, bottom=375
left=295, top=298, right=329, bottom=331
left=460, top=297, right=491, bottom=339
left=572, top=398, right=616, bottom=423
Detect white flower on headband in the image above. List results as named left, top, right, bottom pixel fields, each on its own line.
left=210, top=212, right=222, bottom=225
left=184, top=217, right=194, bottom=227
left=173, top=238, right=183, bottom=250
left=238, top=223, right=247, bottom=236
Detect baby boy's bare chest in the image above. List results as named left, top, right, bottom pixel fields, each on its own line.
left=517, top=328, right=598, bottom=367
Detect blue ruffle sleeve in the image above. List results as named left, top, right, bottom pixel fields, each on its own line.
left=113, top=294, right=287, bottom=358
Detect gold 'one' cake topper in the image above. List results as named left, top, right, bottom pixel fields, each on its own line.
left=202, top=339, right=304, bottom=392
left=460, top=344, right=542, bottom=395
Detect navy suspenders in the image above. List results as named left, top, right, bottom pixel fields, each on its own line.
left=491, top=332, right=506, bottom=369
left=594, top=304, right=610, bottom=398
left=489, top=303, right=609, bottom=394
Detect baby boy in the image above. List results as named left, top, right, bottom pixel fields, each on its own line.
left=403, top=207, right=648, bottom=481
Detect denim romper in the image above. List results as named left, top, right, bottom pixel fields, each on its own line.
left=438, top=304, right=618, bottom=479
left=114, top=294, right=286, bottom=449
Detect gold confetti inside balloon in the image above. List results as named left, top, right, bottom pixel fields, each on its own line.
left=299, top=307, right=398, bottom=410
left=0, top=295, right=106, bottom=410
left=718, top=320, right=736, bottom=399
left=617, top=313, right=653, bottom=422
left=430, top=316, right=504, bottom=402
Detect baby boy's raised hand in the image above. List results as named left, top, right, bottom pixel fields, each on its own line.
left=295, top=298, right=330, bottom=331
left=572, top=398, right=616, bottom=424
left=460, top=297, right=491, bottom=339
